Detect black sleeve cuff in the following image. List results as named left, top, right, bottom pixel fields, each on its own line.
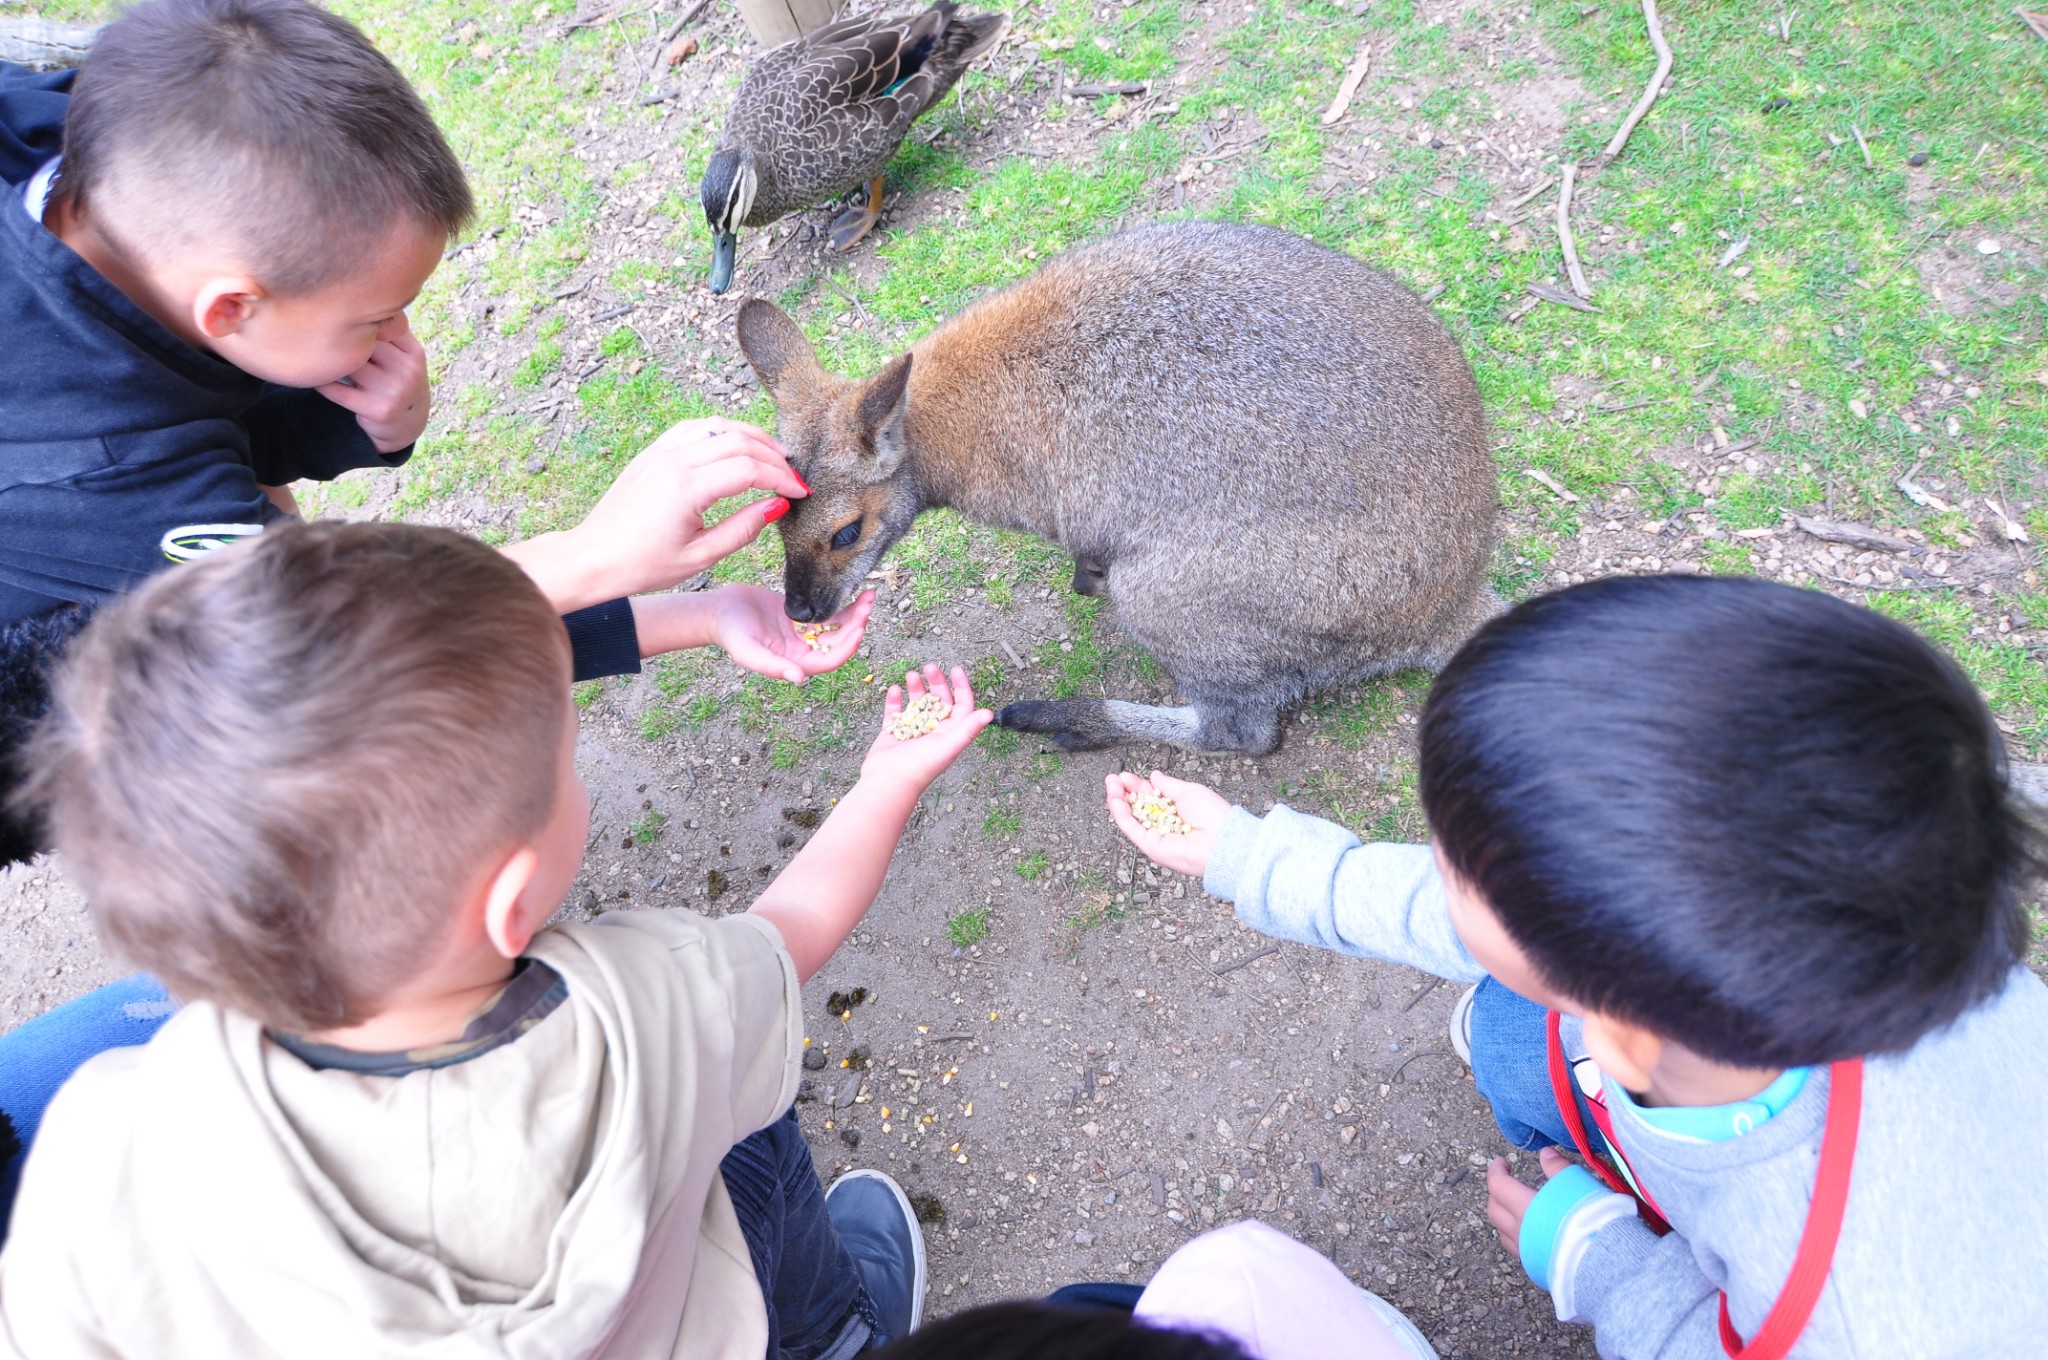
left=563, top=598, right=640, bottom=682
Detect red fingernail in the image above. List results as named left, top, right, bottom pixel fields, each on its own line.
left=792, top=470, right=812, bottom=494
left=762, top=497, right=791, bottom=523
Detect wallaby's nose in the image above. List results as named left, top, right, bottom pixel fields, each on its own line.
left=786, top=598, right=818, bottom=623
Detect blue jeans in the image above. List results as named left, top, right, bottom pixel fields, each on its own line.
left=0, top=974, right=176, bottom=1233
left=722, top=1109, right=876, bottom=1359
left=1467, top=976, right=1610, bottom=1158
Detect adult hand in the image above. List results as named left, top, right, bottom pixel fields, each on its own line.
left=707, top=585, right=876, bottom=684
left=1103, top=770, right=1233, bottom=880
left=318, top=313, right=430, bottom=454
left=860, top=665, right=993, bottom=793
left=1485, top=1147, right=1576, bottom=1255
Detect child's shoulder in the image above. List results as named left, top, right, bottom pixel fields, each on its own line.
left=532, top=909, right=799, bottom=1024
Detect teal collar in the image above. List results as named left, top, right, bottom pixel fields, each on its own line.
left=1605, top=1066, right=1810, bottom=1144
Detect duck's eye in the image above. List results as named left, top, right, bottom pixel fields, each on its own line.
left=830, top=521, right=863, bottom=551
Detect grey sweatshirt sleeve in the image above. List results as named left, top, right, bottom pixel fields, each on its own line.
left=1571, top=1218, right=1724, bottom=1359
left=1202, top=803, right=1484, bottom=983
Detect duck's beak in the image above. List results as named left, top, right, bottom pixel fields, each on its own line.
left=708, top=231, right=738, bottom=295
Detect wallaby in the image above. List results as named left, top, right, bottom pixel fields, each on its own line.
left=735, top=221, right=1500, bottom=754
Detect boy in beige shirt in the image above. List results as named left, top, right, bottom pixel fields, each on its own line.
left=0, top=520, right=987, bottom=1359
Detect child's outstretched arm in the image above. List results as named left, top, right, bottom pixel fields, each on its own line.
left=1104, top=770, right=1483, bottom=982
left=751, top=665, right=992, bottom=982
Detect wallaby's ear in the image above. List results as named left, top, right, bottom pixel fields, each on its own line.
left=856, top=353, right=914, bottom=470
left=736, top=299, right=826, bottom=399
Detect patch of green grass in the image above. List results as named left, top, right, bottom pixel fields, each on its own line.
left=1309, top=674, right=1431, bottom=749
left=944, top=906, right=992, bottom=948
left=1014, top=851, right=1050, bottom=881
left=572, top=680, right=604, bottom=708
left=982, top=803, right=1022, bottom=840
left=978, top=725, right=1023, bottom=758
left=630, top=810, right=669, bottom=844
left=1028, top=751, right=1063, bottom=780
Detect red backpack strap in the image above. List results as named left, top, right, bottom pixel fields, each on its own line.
left=1717, top=1057, right=1864, bottom=1359
left=1546, top=1010, right=1633, bottom=1195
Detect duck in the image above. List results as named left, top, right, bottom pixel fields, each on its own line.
left=700, top=0, right=1008, bottom=293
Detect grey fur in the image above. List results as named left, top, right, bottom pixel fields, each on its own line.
left=737, top=221, right=1501, bottom=754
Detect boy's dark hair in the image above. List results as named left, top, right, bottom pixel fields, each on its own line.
left=868, top=1302, right=1250, bottom=1360
left=1420, top=574, right=2038, bottom=1069
left=56, top=0, right=472, bottom=292
left=13, top=522, right=569, bottom=1034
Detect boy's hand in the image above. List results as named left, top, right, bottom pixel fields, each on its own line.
left=319, top=313, right=430, bottom=454
left=1103, top=770, right=1232, bottom=879
left=1485, top=1147, right=1576, bottom=1255
left=707, top=585, right=876, bottom=684
left=861, top=665, right=992, bottom=792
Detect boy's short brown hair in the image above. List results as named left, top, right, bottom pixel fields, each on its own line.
left=56, top=0, right=473, bottom=294
left=15, top=523, right=570, bottom=1033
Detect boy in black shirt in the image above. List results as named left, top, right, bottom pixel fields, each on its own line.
left=0, top=0, right=862, bottom=865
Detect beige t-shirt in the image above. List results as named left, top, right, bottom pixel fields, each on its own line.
left=0, top=909, right=802, bottom=1360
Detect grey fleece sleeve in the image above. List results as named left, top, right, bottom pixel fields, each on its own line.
left=1570, top=1217, right=1723, bottom=1358
left=1202, top=803, right=1484, bottom=982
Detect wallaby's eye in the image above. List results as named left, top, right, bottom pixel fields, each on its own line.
left=830, top=521, right=863, bottom=551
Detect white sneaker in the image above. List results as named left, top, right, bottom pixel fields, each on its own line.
left=1449, top=983, right=1478, bottom=1067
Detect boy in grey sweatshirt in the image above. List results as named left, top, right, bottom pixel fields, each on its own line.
left=1105, top=575, right=2047, bottom=1359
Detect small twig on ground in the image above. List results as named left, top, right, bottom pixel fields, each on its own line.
left=1591, top=397, right=1668, bottom=415
left=1795, top=517, right=1913, bottom=554
left=1320, top=39, right=1372, bottom=125
left=1555, top=162, right=1593, bottom=299
left=592, top=303, right=638, bottom=324
left=1851, top=124, right=1874, bottom=170
left=1503, top=174, right=1556, bottom=212
left=565, top=3, right=649, bottom=33
left=825, top=275, right=873, bottom=328
left=640, top=86, right=681, bottom=105
left=1778, top=6, right=1792, bottom=41
left=1598, top=0, right=1673, bottom=167
left=1717, top=235, right=1751, bottom=268
left=1070, top=79, right=1145, bottom=97
left=1388, top=1049, right=1461, bottom=1084
left=1526, top=280, right=1600, bottom=313
left=1400, top=975, right=1445, bottom=1013
left=1214, top=945, right=1279, bottom=976
left=1524, top=468, right=1579, bottom=503
left=1420, top=283, right=1447, bottom=303
left=932, top=1032, right=978, bottom=1042
left=2019, top=9, right=2048, bottom=44
left=1001, top=638, right=1026, bottom=668
left=552, top=277, right=593, bottom=300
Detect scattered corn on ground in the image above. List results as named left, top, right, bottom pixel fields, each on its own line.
left=886, top=693, right=951, bottom=741
left=1127, top=787, right=1189, bottom=835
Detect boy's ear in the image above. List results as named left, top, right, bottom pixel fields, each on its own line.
left=1580, top=1012, right=1663, bottom=1096
left=855, top=353, right=913, bottom=471
left=481, top=846, right=544, bottom=960
left=735, top=299, right=827, bottom=401
left=193, top=276, right=264, bottom=341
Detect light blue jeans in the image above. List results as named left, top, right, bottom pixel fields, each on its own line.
left=0, top=973, right=176, bottom=1234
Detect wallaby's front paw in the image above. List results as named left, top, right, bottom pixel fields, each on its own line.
left=994, top=700, right=1120, bottom=751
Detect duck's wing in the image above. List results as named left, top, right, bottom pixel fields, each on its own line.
left=874, top=6, right=1009, bottom=119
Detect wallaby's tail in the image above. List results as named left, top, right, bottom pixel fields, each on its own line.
left=997, top=698, right=1281, bottom=756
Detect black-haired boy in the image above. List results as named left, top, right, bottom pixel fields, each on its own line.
left=1108, top=575, right=2048, bottom=1356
